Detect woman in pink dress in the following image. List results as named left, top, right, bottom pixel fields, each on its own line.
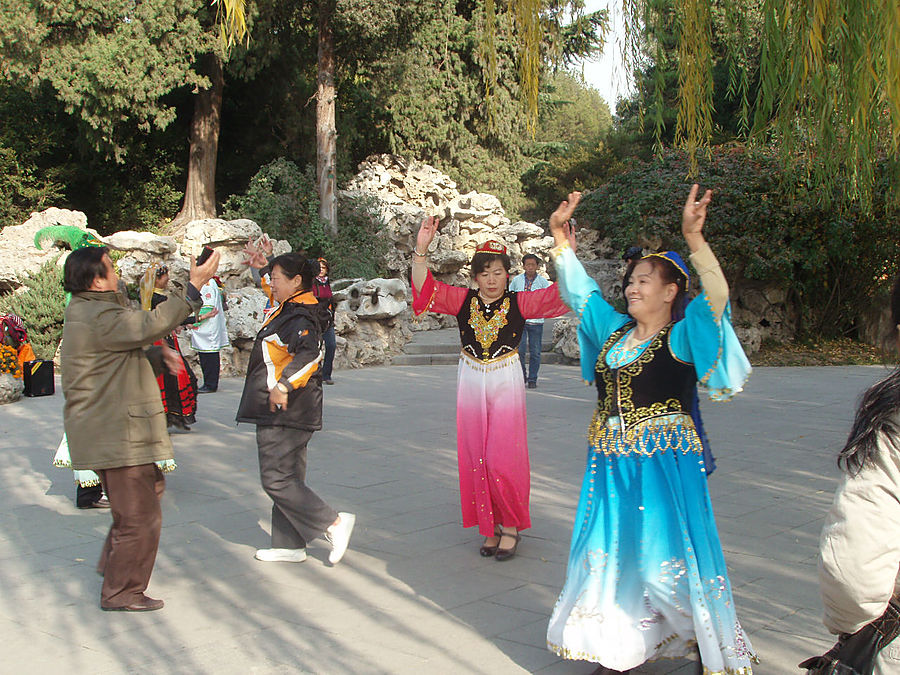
left=411, top=217, right=569, bottom=560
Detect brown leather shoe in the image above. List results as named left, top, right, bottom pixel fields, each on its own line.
left=101, top=595, right=164, bottom=612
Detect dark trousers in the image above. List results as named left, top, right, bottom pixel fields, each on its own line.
left=76, top=483, right=103, bottom=507
left=321, top=326, right=336, bottom=380
left=518, top=323, right=543, bottom=383
left=97, top=464, right=165, bottom=607
left=256, top=426, right=337, bottom=548
left=198, top=351, right=220, bottom=390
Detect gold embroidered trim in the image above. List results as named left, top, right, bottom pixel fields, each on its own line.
left=459, top=349, right=518, bottom=371
left=468, top=295, right=510, bottom=359
left=415, top=283, right=438, bottom=315
left=588, top=411, right=703, bottom=456
left=549, top=242, right=571, bottom=258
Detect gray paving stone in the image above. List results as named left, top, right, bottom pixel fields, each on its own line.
left=0, top=364, right=887, bottom=673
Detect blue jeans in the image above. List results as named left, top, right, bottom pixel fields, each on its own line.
left=518, top=323, right=543, bottom=384
left=321, top=325, right=336, bottom=380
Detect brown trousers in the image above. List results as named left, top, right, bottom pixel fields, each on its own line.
left=97, top=464, right=165, bottom=607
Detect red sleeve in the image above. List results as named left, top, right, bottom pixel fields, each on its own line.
left=517, top=284, right=569, bottom=319
left=412, top=269, right=468, bottom=316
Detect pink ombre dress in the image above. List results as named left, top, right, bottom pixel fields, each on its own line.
left=413, top=270, right=569, bottom=536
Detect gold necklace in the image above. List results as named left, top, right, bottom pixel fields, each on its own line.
left=469, top=295, right=510, bottom=359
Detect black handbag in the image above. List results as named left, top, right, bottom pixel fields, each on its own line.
left=799, top=598, right=900, bottom=674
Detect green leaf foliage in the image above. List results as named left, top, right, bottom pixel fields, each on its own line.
left=222, top=157, right=387, bottom=279
left=0, top=0, right=213, bottom=159
left=0, top=259, right=66, bottom=359
left=576, top=146, right=900, bottom=339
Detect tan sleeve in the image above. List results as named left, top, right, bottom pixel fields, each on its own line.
left=689, top=243, right=728, bottom=320
left=819, top=434, right=900, bottom=634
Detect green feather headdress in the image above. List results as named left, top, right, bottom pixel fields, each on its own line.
left=34, top=225, right=103, bottom=251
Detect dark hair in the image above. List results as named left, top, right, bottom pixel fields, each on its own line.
left=838, top=273, right=900, bottom=474
left=623, top=255, right=689, bottom=322
left=64, top=247, right=109, bottom=293
left=471, top=252, right=511, bottom=276
left=270, top=253, right=317, bottom=291
left=622, top=246, right=643, bottom=263
left=522, top=254, right=539, bottom=264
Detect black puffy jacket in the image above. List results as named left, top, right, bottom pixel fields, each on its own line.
left=236, top=290, right=331, bottom=430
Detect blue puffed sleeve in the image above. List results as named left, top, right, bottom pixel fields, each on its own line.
left=553, top=245, right=629, bottom=383
left=671, top=291, right=751, bottom=400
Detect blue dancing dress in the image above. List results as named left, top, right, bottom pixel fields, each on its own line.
left=546, top=243, right=756, bottom=674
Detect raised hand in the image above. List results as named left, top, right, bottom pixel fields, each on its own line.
left=682, top=184, right=712, bottom=250
left=258, top=233, right=274, bottom=257
left=242, top=238, right=268, bottom=269
left=189, top=250, right=220, bottom=290
left=415, top=216, right=440, bottom=255
left=549, top=192, right=582, bottom=247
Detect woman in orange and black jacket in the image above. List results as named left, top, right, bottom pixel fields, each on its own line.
left=237, top=252, right=356, bottom=566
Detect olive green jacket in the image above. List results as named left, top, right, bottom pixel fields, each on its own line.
left=61, top=290, right=201, bottom=471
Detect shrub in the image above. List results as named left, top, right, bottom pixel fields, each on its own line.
left=223, top=158, right=329, bottom=254
left=223, top=158, right=389, bottom=279
left=325, top=194, right=389, bottom=279
left=0, top=145, right=64, bottom=231
left=575, top=146, right=900, bottom=339
left=0, top=259, right=66, bottom=359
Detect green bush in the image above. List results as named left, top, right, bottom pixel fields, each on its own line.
left=0, top=259, right=66, bottom=360
left=326, top=194, right=389, bottom=279
left=223, top=158, right=330, bottom=254
left=575, top=146, right=900, bottom=339
left=0, top=144, right=64, bottom=231
left=223, top=157, right=389, bottom=279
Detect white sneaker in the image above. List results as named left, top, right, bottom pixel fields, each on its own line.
left=325, top=512, right=356, bottom=564
left=255, top=548, right=307, bottom=563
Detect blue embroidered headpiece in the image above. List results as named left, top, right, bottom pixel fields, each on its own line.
left=640, top=251, right=690, bottom=291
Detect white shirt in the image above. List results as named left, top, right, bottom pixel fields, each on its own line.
left=509, top=272, right=551, bottom=325
left=190, top=280, right=230, bottom=352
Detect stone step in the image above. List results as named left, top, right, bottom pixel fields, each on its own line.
left=403, top=338, right=559, bottom=355
left=391, top=353, right=461, bottom=366
left=393, top=351, right=567, bottom=366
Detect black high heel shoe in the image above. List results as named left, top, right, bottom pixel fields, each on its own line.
left=494, top=528, right=520, bottom=561
left=479, top=526, right=501, bottom=557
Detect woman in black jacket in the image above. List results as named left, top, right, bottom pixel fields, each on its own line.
left=237, top=252, right=355, bottom=565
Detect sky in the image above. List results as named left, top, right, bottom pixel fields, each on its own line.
left=572, top=0, right=634, bottom=112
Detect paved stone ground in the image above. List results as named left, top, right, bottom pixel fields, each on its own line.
left=0, top=364, right=887, bottom=674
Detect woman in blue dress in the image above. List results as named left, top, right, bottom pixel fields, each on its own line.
left=545, top=186, right=756, bottom=674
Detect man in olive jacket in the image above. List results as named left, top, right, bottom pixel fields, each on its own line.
left=61, top=246, right=219, bottom=611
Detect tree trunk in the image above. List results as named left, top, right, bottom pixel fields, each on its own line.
left=170, top=54, right=224, bottom=232
left=317, top=0, right=337, bottom=237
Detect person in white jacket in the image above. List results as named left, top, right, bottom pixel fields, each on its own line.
left=816, top=273, right=900, bottom=674
left=189, top=278, right=229, bottom=393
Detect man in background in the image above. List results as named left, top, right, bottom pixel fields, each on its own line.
left=509, top=254, right=551, bottom=389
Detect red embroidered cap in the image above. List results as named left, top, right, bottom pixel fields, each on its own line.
left=475, top=240, right=507, bottom=255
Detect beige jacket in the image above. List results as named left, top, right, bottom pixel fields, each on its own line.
left=61, top=290, right=200, bottom=471
left=819, top=419, right=900, bottom=674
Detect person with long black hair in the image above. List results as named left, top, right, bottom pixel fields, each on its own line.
left=814, top=273, right=900, bottom=674
left=237, top=252, right=355, bottom=565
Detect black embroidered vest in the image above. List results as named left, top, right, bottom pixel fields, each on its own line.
left=456, top=289, right=526, bottom=360
left=595, top=323, right=696, bottom=431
